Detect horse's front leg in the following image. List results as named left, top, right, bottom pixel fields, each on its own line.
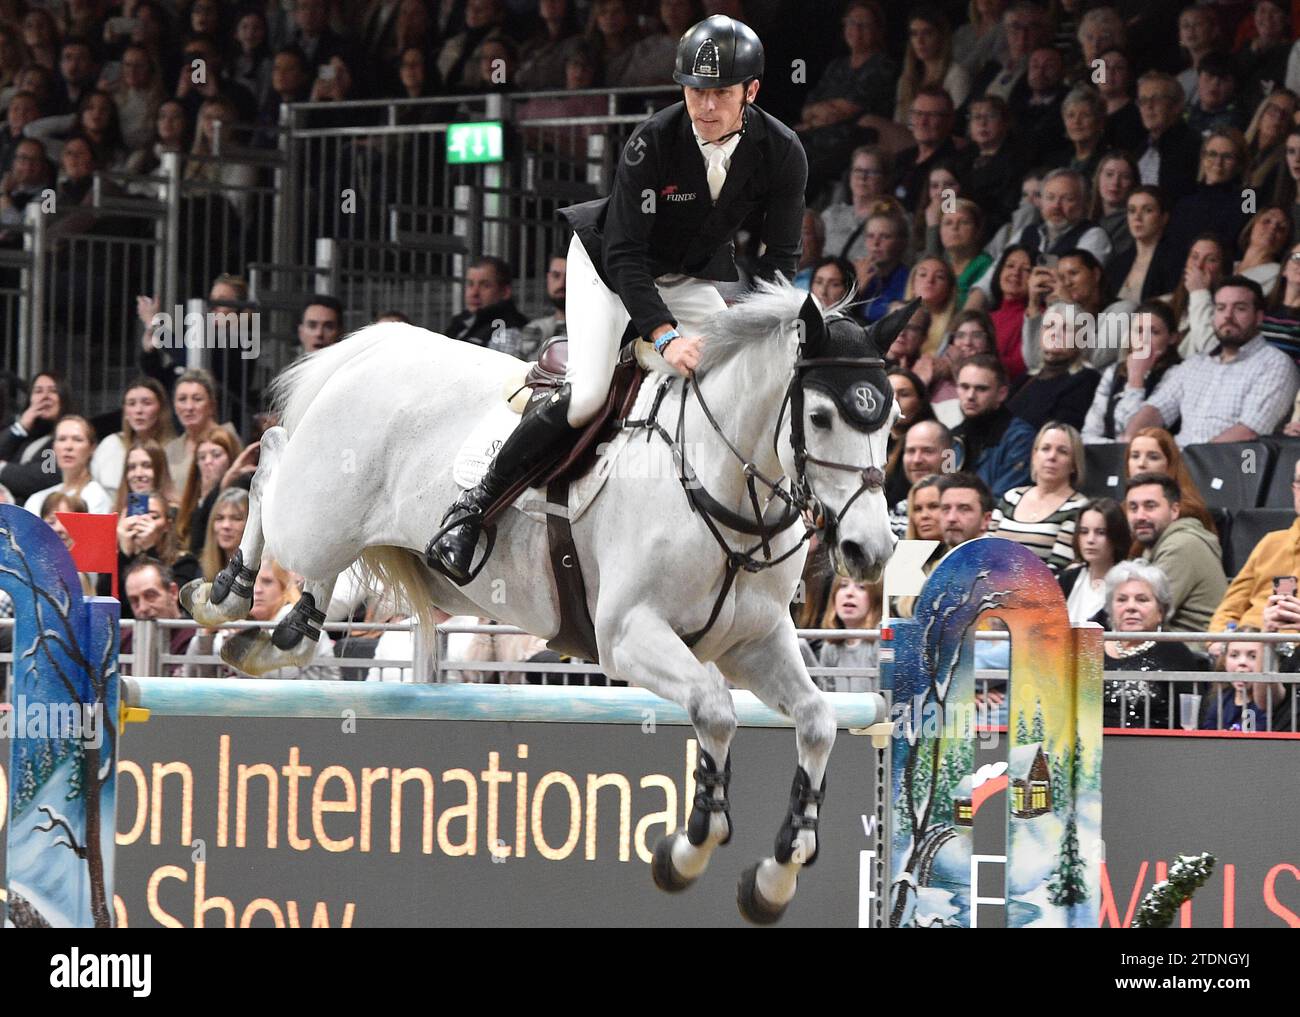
left=181, top=426, right=285, bottom=625
left=599, top=605, right=737, bottom=892
left=715, top=623, right=836, bottom=925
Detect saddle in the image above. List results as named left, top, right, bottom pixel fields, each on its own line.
left=482, top=336, right=646, bottom=662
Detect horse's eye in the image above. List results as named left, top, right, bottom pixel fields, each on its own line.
left=810, top=410, right=832, bottom=430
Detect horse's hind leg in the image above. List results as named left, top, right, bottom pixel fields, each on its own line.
left=715, top=626, right=836, bottom=925
left=221, top=574, right=339, bottom=676
left=601, top=606, right=737, bottom=893
left=181, top=426, right=286, bottom=625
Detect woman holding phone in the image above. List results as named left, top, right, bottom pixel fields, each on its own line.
left=100, top=489, right=200, bottom=617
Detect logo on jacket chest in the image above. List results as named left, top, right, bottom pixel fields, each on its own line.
left=660, top=184, right=698, bottom=202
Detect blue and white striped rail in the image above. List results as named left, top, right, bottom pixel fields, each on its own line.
left=121, top=678, right=887, bottom=729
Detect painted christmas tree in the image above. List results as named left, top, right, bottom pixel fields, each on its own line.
left=65, top=743, right=85, bottom=801
left=1047, top=809, right=1089, bottom=906
left=1050, top=744, right=1071, bottom=816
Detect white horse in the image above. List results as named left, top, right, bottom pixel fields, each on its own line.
left=181, top=278, right=911, bottom=923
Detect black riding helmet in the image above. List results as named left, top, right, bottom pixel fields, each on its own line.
left=673, top=15, right=764, bottom=88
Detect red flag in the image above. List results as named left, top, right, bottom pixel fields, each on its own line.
left=56, top=512, right=120, bottom=598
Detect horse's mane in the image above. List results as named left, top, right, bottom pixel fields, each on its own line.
left=696, top=276, right=851, bottom=375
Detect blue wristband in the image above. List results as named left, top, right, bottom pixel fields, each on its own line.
left=653, top=329, right=680, bottom=354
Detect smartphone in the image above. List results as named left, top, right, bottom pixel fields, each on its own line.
left=107, top=16, right=139, bottom=34
left=1037, top=254, right=1059, bottom=270
left=319, top=64, right=337, bottom=82
left=1274, top=575, right=1297, bottom=597
left=127, top=492, right=150, bottom=517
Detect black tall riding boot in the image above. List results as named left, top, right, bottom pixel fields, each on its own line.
left=425, top=385, right=576, bottom=585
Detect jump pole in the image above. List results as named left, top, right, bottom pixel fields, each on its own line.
left=121, top=678, right=890, bottom=731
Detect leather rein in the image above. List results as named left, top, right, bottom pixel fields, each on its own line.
left=618, top=350, right=890, bottom=647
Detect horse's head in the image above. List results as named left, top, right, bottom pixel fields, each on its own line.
left=790, top=295, right=919, bottom=583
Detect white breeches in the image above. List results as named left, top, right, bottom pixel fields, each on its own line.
left=563, top=233, right=727, bottom=427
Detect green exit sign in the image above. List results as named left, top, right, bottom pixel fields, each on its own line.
left=446, top=121, right=503, bottom=164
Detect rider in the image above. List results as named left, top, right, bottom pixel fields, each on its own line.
left=426, top=14, right=808, bottom=584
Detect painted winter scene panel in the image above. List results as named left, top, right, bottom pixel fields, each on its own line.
left=885, top=538, right=1103, bottom=928
left=0, top=505, right=119, bottom=928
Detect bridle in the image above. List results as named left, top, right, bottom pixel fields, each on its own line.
left=619, top=342, right=891, bottom=647
left=782, top=353, right=892, bottom=552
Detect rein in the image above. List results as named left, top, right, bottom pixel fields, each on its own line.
left=618, top=348, right=889, bottom=647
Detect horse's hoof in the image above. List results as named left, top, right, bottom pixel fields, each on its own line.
left=178, top=577, right=204, bottom=614
left=737, top=863, right=790, bottom=926
left=651, top=833, right=696, bottom=893
left=220, top=628, right=313, bottom=676
left=181, top=578, right=251, bottom=627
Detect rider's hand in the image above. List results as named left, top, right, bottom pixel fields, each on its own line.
left=662, top=335, right=704, bottom=376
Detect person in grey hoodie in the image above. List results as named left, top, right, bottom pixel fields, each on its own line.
left=1124, top=471, right=1228, bottom=633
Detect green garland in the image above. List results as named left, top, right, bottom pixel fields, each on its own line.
left=1131, top=853, right=1216, bottom=929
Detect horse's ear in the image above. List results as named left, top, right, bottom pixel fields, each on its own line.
left=797, top=293, right=826, bottom=356
left=865, top=297, right=923, bottom=355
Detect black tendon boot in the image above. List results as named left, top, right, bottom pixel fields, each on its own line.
left=425, top=384, right=576, bottom=584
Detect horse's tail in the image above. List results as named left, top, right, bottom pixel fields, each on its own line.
left=270, top=322, right=415, bottom=434
left=356, top=545, right=446, bottom=632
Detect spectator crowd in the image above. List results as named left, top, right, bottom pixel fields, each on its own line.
left=0, top=1, right=1298, bottom=727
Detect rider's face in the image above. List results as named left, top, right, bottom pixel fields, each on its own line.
left=683, top=80, right=758, bottom=143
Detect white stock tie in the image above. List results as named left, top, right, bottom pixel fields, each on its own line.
left=706, top=145, right=728, bottom=203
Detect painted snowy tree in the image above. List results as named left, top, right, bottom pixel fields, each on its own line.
left=0, top=508, right=118, bottom=928
left=1016, top=710, right=1029, bottom=744
left=1050, top=742, right=1071, bottom=817
left=1031, top=699, right=1045, bottom=743
left=1081, top=732, right=1101, bottom=792
left=1047, top=809, right=1088, bottom=907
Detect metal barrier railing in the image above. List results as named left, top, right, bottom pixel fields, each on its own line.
left=271, top=87, right=675, bottom=327
left=24, top=201, right=161, bottom=420
left=1, top=617, right=1292, bottom=734
left=0, top=613, right=1284, bottom=733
